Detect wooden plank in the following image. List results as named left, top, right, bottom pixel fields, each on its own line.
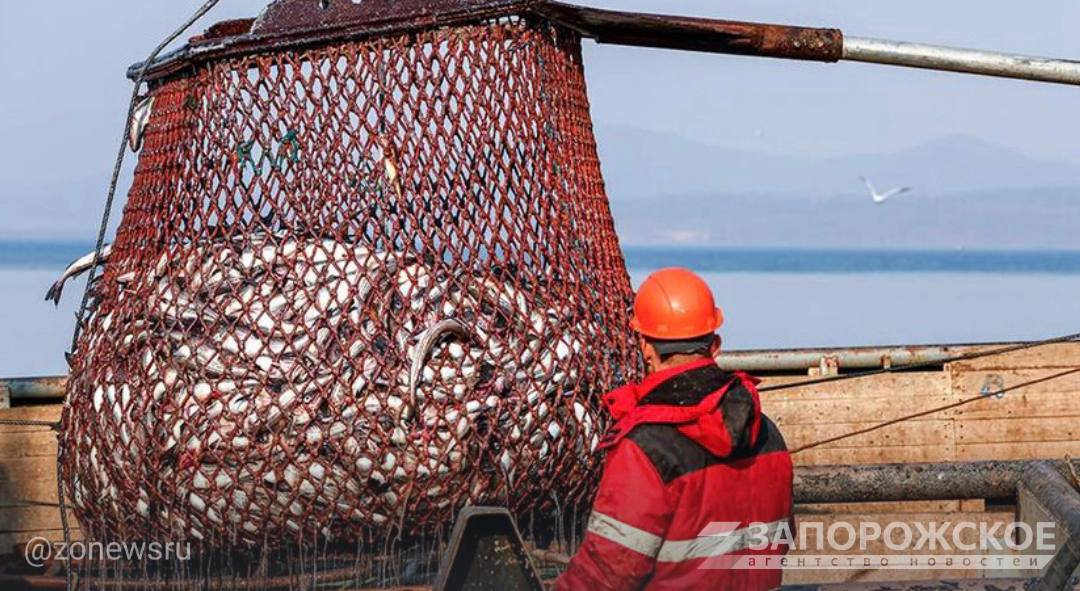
left=0, top=430, right=57, bottom=460
left=0, top=406, right=61, bottom=461
left=959, top=499, right=986, bottom=512
left=764, top=394, right=954, bottom=426
left=0, top=505, right=64, bottom=534
left=949, top=343, right=1080, bottom=371
left=797, top=500, right=962, bottom=514
left=956, top=417, right=1080, bottom=444
left=760, top=373, right=948, bottom=403
left=0, top=457, right=60, bottom=486
left=956, top=441, right=1080, bottom=461
left=0, top=405, right=73, bottom=554
left=952, top=368, right=1080, bottom=420
left=0, top=474, right=61, bottom=507
left=794, top=443, right=955, bottom=466
left=952, top=366, right=1080, bottom=394
left=781, top=420, right=953, bottom=450
left=953, top=391, right=1080, bottom=421
left=0, top=406, right=62, bottom=422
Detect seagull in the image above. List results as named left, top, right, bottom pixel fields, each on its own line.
left=860, top=176, right=912, bottom=204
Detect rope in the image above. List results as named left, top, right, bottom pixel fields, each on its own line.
left=1065, top=454, right=1080, bottom=492
left=759, top=330, right=1080, bottom=393
left=791, top=366, right=1080, bottom=455
left=60, top=2, right=225, bottom=589
left=26, top=0, right=1080, bottom=577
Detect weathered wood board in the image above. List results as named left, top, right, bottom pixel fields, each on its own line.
left=760, top=343, right=1080, bottom=466
left=0, top=405, right=80, bottom=553
left=0, top=341, right=1075, bottom=584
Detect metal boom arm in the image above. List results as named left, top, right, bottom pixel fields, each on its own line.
left=132, top=0, right=1080, bottom=87
left=538, top=1, right=1080, bottom=86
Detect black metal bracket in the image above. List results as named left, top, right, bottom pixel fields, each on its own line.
left=433, top=506, right=545, bottom=591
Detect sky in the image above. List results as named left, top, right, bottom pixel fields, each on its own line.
left=1, top=0, right=1079, bottom=238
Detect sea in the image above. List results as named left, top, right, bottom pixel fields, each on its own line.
left=3, top=240, right=1080, bottom=376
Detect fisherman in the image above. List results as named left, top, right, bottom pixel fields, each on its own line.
left=555, top=268, right=794, bottom=591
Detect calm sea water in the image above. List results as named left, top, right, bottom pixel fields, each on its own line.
left=622, top=247, right=1080, bottom=274
left=0, top=241, right=103, bottom=270
left=3, top=241, right=1080, bottom=375
left=5, top=241, right=1080, bottom=274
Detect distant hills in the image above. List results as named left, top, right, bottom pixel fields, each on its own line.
left=3, top=127, right=1079, bottom=249
left=595, top=127, right=1080, bottom=249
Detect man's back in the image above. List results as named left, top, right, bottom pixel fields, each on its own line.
left=556, top=361, right=794, bottom=591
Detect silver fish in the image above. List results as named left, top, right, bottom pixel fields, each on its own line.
left=408, top=318, right=473, bottom=403
left=128, top=96, right=155, bottom=152
left=45, top=244, right=113, bottom=306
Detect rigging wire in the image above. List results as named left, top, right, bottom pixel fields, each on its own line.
left=759, top=331, right=1080, bottom=393
left=59, top=2, right=225, bottom=589
left=0, top=328, right=1075, bottom=435
left=791, top=366, right=1080, bottom=455
left=20, top=0, right=1080, bottom=582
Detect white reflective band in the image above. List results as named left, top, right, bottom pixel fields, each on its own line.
left=586, top=512, right=664, bottom=557
left=657, top=519, right=788, bottom=563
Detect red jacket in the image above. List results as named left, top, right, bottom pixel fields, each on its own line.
left=555, top=359, right=793, bottom=591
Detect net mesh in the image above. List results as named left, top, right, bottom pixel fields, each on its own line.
left=59, top=18, right=638, bottom=559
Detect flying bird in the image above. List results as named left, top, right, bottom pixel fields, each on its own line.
left=860, top=176, right=912, bottom=204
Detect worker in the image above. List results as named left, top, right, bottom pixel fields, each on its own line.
left=555, top=267, right=794, bottom=591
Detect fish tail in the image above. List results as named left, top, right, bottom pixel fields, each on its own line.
left=45, top=281, right=63, bottom=307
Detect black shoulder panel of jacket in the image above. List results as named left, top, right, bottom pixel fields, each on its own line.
left=636, top=366, right=759, bottom=464
left=627, top=416, right=789, bottom=485
left=639, top=364, right=732, bottom=407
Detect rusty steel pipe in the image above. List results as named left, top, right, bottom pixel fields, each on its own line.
left=535, top=2, right=843, bottom=61
left=131, top=0, right=844, bottom=81
left=793, top=460, right=1047, bottom=504
left=715, top=344, right=963, bottom=373
left=549, top=3, right=1080, bottom=86
left=129, top=1, right=1080, bottom=87
left=0, top=376, right=68, bottom=401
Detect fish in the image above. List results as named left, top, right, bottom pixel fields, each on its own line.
left=45, top=244, right=114, bottom=306
left=68, top=226, right=610, bottom=546
left=128, top=96, right=155, bottom=153
left=408, top=319, right=473, bottom=404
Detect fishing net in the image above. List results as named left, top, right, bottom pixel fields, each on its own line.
left=58, top=14, right=638, bottom=562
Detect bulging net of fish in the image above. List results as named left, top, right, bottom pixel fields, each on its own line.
left=59, top=18, right=639, bottom=556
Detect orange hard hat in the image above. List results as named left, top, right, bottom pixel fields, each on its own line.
left=631, top=267, right=724, bottom=340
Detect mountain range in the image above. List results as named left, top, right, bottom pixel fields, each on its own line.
left=595, top=127, right=1080, bottom=249
left=3, top=128, right=1079, bottom=249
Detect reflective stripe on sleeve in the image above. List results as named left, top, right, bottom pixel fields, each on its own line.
left=586, top=511, right=664, bottom=557
left=657, top=519, right=788, bottom=563
left=586, top=514, right=790, bottom=564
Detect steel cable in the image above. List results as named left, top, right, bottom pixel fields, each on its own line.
left=759, top=331, right=1080, bottom=393
left=61, top=2, right=225, bottom=589
left=27, top=0, right=1080, bottom=578
left=791, top=366, right=1080, bottom=455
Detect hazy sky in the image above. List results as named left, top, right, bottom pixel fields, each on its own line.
left=2, top=0, right=1079, bottom=238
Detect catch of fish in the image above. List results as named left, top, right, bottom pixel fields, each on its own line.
left=55, top=233, right=617, bottom=545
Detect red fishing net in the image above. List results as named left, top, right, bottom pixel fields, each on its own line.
left=59, top=15, right=638, bottom=560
